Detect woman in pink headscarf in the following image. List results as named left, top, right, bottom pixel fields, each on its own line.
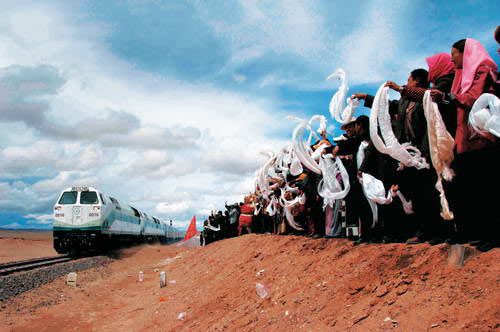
left=437, top=38, right=498, bottom=251
left=427, top=53, right=456, bottom=86
left=447, top=38, right=497, bottom=152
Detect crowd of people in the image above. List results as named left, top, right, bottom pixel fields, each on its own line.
left=201, top=29, right=500, bottom=253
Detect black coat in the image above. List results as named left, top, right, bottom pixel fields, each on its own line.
left=324, top=135, right=365, bottom=183
left=358, top=141, right=398, bottom=191
left=432, top=73, right=456, bottom=137
left=365, top=94, right=430, bottom=162
left=400, top=73, right=456, bottom=137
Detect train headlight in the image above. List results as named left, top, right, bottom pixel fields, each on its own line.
left=54, top=206, right=62, bottom=211
left=93, top=206, right=101, bottom=211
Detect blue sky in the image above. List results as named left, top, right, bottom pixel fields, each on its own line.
left=0, top=0, right=499, bottom=231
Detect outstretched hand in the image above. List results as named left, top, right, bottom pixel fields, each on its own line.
left=430, top=89, right=444, bottom=102
left=385, top=81, right=402, bottom=92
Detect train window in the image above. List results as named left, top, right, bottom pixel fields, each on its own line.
left=99, top=193, right=106, bottom=205
left=109, top=197, right=121, bottom=210
left=130, top=206, right=140, bottom=218
left=58, top=191, right=78, bottom=204
left=80, top=191, right=98, bottom=204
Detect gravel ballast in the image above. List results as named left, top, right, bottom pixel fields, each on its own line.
left=0, top=256, right=112, bottom=302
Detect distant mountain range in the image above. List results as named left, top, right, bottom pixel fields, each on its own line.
left=0, top=228, right=51, bottom=232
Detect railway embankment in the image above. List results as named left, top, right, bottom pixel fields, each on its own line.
left=0, top=256, right=112, bottom=302
left=1, top=234, right=499, bottom=331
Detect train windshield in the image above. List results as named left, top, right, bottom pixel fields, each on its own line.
left=80, top=191, right=99, bottom=204
left=58, top=191, right=78, bottom=204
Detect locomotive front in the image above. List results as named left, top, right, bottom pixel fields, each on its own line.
left=53, top=186, right=106, bottom=254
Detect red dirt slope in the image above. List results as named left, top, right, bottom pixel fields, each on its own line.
left=1, top=234, right=499, bottom=331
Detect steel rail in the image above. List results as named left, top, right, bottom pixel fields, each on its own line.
left=0, top=256, right=74, bottom=276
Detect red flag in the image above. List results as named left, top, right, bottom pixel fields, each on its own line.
left=183, top=216, right=197, bottom=241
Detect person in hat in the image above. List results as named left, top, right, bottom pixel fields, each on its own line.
left=312, top=129, right=332, bottom=151
left=340, top=117, right=357, bottom=138
left=323, top=115, right=372, bottom=244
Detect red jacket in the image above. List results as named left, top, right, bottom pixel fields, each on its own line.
left=452, top=65, right=496, bottom=153
left=239, top=204, right=254, bottom=226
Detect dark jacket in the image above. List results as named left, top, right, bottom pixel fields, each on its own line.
left=358, top=141, right=398, bottom=191
left=324, top=134, right=365, bottom=183
left=496, top=71, right=500, bottom=98
left=365, top=94, right=430, bottom=162
left=400, top=73, right=456, bottom=137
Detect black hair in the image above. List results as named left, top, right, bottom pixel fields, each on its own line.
left=355, top=115, right=369, bottom=131
left=452, top=39, right=466, bottom=53
left=410, top=68, right=429, bottom=88
left=495, top=26, right=500, bottom=44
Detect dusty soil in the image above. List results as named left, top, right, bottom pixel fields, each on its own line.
left=0, top=231, right=58, bottom=263
left=1, top=234, right=499, bottom=331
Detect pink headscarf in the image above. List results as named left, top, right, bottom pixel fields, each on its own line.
left=426, top=53, right=455, bottom=84
left=451, top=38, right=498, bottom=95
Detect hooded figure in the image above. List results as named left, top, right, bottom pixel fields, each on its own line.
left=449, top=38, right=497, bottom=153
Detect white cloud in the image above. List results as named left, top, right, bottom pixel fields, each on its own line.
left=334, top=7, right=398, bottom=84
left=24, top=213, right=52, bottom=224
left=0, top=222, right=23, bottom=229
left=233, top=73, right=247, bottom=83
left=0, top=141, right=111, bottom=178
left=204, top=1, right=329, bottom=61
left=10, top=9, right=54, bottom=43
left=0, top=181, right=55, bottom=212
left=156, top=201, right=190, bottom=214
left=32, top=171, right=98, bottom=195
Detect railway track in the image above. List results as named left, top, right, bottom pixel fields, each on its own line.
left=0, top=256, right=74, bottom=276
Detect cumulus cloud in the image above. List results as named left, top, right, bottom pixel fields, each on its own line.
left=202, top=1, right=329, bottom=61
left=0, top=141, right=111, bottom=178
left=32, top=171, right=99, bottom=195
left=0, top=222, right=23, bottom=229
left=0, top=181, right=56, bottom=212
left=0, top=64, right=203, bottom=150
left=0, top=64, right=66, bottom=128
left=156, top=201, right=190, bottom=214
left=200, top=136, right=278, bottom=175
left=233, top=74, right=247, bottom=83
left=99, top=125, right=201, bottom=150
left=24, top=213, right=52, bottom=224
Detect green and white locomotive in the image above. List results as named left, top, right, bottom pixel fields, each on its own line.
left=53, top=186, right=181, bottom=254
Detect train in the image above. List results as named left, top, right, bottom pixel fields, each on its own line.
left=52, top=186, right=183, bottom=254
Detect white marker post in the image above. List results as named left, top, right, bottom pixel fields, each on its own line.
left=67, top=272, right=77, bottom=287
left=160, top=271, right=166, bottom=288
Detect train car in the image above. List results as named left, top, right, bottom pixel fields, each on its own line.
left=53, top=186, right=180, bottom=254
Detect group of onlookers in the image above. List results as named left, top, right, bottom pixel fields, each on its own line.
left=201, top=28, right=500, bottom=252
